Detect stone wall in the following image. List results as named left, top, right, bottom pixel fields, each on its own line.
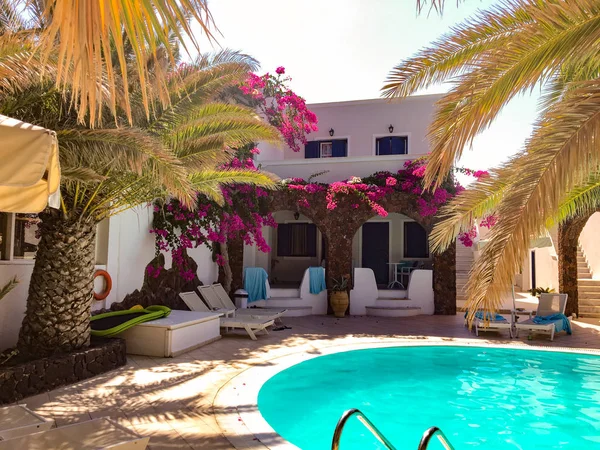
left=0, top=337, right=126, bottom=404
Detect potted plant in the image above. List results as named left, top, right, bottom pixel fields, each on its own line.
left=330, top=275, right=350, bottom=318
left=528, top=287, right=555, bottom=298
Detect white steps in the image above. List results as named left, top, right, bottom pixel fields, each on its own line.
left=366, top=298, right=422, bottom=317
left=263, top=295, right=313, bottom=316
left=576, top=245, right=600, bottom=318
left=269, top=288, right=300, bottom=298
left=376, top=290, right=408, bottom=299
left=365, top=306, right=421, bottom=317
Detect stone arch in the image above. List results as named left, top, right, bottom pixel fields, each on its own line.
left=266, top=189, right=456, bottom=315
left=558, top=209, right=600, bottom=317
left=212, top=188, right=455, bottom=315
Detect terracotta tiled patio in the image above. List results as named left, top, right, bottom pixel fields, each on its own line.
left=18, top=314, right=600, bottom=449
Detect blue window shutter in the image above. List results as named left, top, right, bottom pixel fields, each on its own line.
left=332, top=139, right=347, bottom=157
left=391, top=137, right=408, bottom=155
left=377, top=137, right=391, bottom=155
left=305, top=141, right=319, bottom=159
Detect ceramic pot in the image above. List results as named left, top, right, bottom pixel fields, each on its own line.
left=330, top=291, right=349, bottom=318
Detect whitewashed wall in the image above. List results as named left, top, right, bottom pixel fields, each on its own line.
left=0, top=205, right=218, bottom=351
left=256, top=95, right=441, bottom=183
left=579, top=212, right=600, bottom=279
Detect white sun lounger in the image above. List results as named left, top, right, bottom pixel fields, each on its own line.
left=202, top=284, right=287, bottom=320
left=515, top=293, right=570, bottom=341
left=179, top=291, right=234, bottom=317
left=0, top=417, right=149, bottom=449
left=473, top=313, right=513, bottom=338
left=179, top=292, right=274, bottom=340
left=0, top=404, right=53, bottom=440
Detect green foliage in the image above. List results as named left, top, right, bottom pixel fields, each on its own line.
left=528, top=287, right=555, bottom=298
left=0, top=276, right=18, bottom=302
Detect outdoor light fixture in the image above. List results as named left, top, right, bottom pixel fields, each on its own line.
left=329, top=128, right=334, bottom=137
left=389, top=124, right=394, bottom=133
left=294, top=211, right=300, bottom=220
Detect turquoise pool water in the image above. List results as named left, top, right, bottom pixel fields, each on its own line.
left=258, top=346, right=600, bottom=449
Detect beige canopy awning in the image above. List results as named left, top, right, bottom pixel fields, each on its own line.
left=0, top=115, right=60, bottom=213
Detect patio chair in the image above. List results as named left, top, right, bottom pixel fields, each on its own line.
left=469, top=310, right=513, bottom=338
left=179, top=291, right=274, bottom=341
left=207, top=283, right=287, bottom=320
left=180, top=290, right=234, bottom=317
left=515, top=293, right=571, bottom=341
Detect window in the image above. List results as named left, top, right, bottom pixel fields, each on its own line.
left=0, top=213, right=40, bottom=260
left=320, top=142, right=332, bottom=158
left=277, top=223, right=317, bottom=257
left=305, top=139, right=348, bottom=158
left=376, top=136, right=408, bottom=155
left=404, top=222, right=429, bottom=258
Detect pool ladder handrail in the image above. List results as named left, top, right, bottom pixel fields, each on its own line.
left=331, top=408, right=396, bottom=450
left=331, top=408, right=455, bottom=450
left=417, top=426, right=455, bottom=450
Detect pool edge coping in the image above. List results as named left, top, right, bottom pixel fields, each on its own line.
left=212, top=337, right=600, bottom=450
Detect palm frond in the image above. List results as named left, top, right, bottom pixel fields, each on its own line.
left=57, top=128, right=195, bottom=210
left=61, top=167, right=107, bottom=183
left=430, top=166, right=513, bottom=252
left=385, top=0, right=600, bottom=189
left=549, top=173, right=600, bottom=226
left=383, top=2, right=533, bottom=98
left=464, top=80, right=600, bottom=323
left=36, top=0, right=216, bottom=125
left=189, top=169, right=279, bottom=204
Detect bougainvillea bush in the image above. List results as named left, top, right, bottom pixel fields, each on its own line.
left=239, top=67, right=318, bottom=152
left=151, top=146, right=277, bottom=285
left=284, top=158, right=495, bottom=247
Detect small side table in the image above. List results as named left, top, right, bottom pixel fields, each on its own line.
left=387, top=263, right=404, bottom=289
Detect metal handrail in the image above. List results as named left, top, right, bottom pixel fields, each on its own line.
left=417, top=426, right=455, bottom=450
left=331, top=408, right=396, bottom=450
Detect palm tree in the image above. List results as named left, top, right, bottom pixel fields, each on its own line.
left=384, top=0, right=600, bottom=319
left=4, top=53, right=280, bottom=357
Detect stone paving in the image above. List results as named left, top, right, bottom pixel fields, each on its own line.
left=19, top=314, right=600, bottom=449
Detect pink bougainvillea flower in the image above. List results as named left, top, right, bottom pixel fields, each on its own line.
left=386, top=177, right=397, bottom=187
left=276, top=66, right=286, bottom=74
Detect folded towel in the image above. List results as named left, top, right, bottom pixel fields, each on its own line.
left=533, top=313, right=572, bottom=334
left=474, top=311, right=507, bottom=322
left=244, top=267, right=269, bottom=303
left=309, top=266, right=326, bottom=294
left=464, top=310, right=507, bottom=322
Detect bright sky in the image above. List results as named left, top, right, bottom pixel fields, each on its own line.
left=193, top=0, right=540, bottom=172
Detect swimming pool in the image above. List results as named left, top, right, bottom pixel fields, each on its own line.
left=258, top=346, right=600, bottom=449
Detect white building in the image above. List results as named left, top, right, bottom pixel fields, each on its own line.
left=3, top=93, right=595, bottom=350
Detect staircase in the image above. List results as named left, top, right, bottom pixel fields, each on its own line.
left=577, top=245, right=600, bottom=318
left=265, top=287, right=313, bottom=316
left=365, top=289, right=421, bottom=317
left=456, top=242, right=475, bottom=308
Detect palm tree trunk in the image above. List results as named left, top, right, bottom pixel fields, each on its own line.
left=17, top=209, right=97, bottom=357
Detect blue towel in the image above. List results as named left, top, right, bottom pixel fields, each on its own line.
left=464, top=310, right=506, bottom=322
left=474, top=311, right=506, bottom=322
left=533, top=313, right=572, bottom=334
left=244, top=267, right=268, bottom=303
left=309, top=267, right=326, bottom=294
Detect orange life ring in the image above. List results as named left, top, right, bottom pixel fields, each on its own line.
left=93, top=270, right=112, bottom=300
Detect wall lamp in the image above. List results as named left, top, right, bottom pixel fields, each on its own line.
left=389, top=124, right=394, bottom=133
left=329, top=128, right=335, bottom=137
